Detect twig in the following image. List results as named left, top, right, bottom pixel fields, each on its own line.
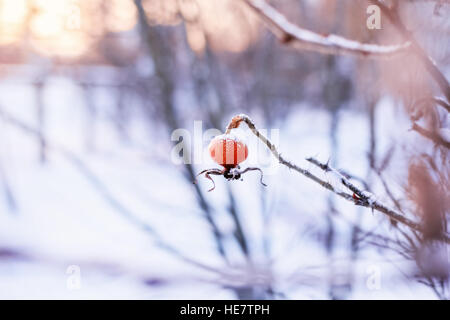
left=411, top=122, right=450, bottom=149
left=430, top=97, right=450, bottom=113
left=371, top=0, right=450, bottom=103
left=376, top=171, right=406, bottom=217
left=225, top=114, right=450, bottom=244
left=0, top=108, right=227, bottom=272
left=134, top=0, right=228, bottom=262
left=305, top=157, right=426, bottom=233
left=412, top=96, right=450, bottom=115
left=0, top=159, right=18, bottom=213
left=240, top=0, right=410, bottom=57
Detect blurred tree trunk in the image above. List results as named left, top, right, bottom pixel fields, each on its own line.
left=33, top=80, right=46, bottom=164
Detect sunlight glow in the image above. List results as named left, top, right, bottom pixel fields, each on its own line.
left=0, top=0, right=258, bottom=57
left=143, top=0, right=260, bottom=53
left=0, top=0, right=138, bottom=58
left=143, top=0, right=181, bottom=26
left=0, top=0, right=28, bottom=45
left=105, top=0, right=138, bottom=33
left=196, top=0, right=259, bottom=52
left=29, top=0, right=90, bottom=57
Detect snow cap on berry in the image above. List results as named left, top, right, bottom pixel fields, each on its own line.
left=208, top=133, right=248, bottom=168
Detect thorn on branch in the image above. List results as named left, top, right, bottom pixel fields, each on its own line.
left=223, top=114, right=450, bottom=244
left=280, top=33, right=294, bottom=44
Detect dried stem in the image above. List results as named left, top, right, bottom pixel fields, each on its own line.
left=0, top=108, right=227, bottom=273
left=411, top=123, right=450, bottom=149
left=427, top=96, right=450, bottom=113
left=241, top=0, right=410, bottom=57
left=370, top=0, right=450, bottom=103
left=225, top=114, right=450, bottom=244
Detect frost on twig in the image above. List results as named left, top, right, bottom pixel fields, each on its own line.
left=225, top=114, right=450, bottom=244
left=241, top=0, right=411, bottom=57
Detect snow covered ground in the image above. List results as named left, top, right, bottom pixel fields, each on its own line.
left=0, top=74, right=439, bottom=299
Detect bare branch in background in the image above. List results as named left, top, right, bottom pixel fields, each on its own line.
left=411, top=123, right=450, bottom=149
left=0, top=159, right=18, bottom=214
left=133, top=0, right=230, bottom=262
left=376, top=171, right=406, bottom=218
left=411, top=96, right=450, bottom=121
left=0, top=108, right=226, bottom=274
left=225, top=114, right=450, bottom=243
left=370, top=0, right=450, bottom=103
left=430, top=97, right=450, bottom=113
left=241, top=0, right=410, bottom=57
left=33, top=80, right=47, bottom=163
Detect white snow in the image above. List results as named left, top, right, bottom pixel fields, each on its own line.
left=0, top=73, right=438, bottom=299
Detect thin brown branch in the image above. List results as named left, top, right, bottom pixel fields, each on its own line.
left=241, top=0, right=410, bottom=57
left=304, top=157, right=426, bottom=233
left=376, top=171, right=406, bottom=217
left=371, top=0, right=450, bottom=103
left=0, top=108, right=228, bottom=273
left=411, top=123, right=450, bottom=149
left=134, top=0, right=229, bottom=262
left=412, top=96, right=450, bottom=121
left=225, top=114, right=450, bottom=244
left=432, top=97, right=450, bottom=113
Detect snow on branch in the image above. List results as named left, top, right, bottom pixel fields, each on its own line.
left=226, top=114, right=450, bottom=244
left=241, top=0, right=411, bottom=57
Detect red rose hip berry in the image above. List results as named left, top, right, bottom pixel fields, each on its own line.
left=208, top=134, right=248, bottom=168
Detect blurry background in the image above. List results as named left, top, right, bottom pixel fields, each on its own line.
left=0, top=0, right=449, bottom=299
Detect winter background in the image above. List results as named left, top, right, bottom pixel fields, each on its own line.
left=0, top=0, right=449, bottom=299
